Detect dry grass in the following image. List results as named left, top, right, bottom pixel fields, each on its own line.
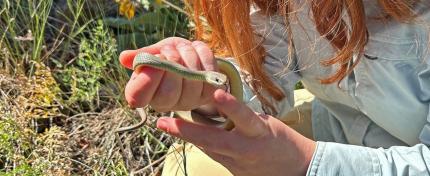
left=0, top=70, right=181, bottom=175
left=0, top=0, right=190, bottom=175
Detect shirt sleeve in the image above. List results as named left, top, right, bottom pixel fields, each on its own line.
left=307, top=142, right=430, bottom=176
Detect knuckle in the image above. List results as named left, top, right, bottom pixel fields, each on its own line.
left=158, top=83, right=179, bottom=97
left=192, top=40, right=209, bottom=48
left=160, top=46, right=181, bottom=63
left=167, top=36, right=188, bottom=42
left=196, top=46, right=213, bottom=57
left=161, top=37, right=185, bottom=45
left=177, top=44, right=195, bottom=53
left=200, top=56, right=215, bottom=70
left=177, top=44, right=201, bottom=69
left=193, top=41, right=212, bottom=54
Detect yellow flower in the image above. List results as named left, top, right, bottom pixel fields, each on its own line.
left=118, top=0, right=135, bottom=19
left=155, top=0, right=162, bottom=5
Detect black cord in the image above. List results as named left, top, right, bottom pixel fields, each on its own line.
left=183, top=141, right=188, bottom=176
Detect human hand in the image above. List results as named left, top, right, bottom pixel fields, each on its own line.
left=119, top=37, right=219, bottom=112
left=156, top=89, right=316, bottom=176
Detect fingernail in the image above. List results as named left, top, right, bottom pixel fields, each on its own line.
left=157, top=118, right=169, bottom=131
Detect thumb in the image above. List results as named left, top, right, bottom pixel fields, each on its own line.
left=213, top=89, right=267, bottom=137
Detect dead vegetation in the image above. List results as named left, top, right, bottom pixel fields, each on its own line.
left=0, top=0, right=189, bottom=175
left=0, top=66, right=180, bottom=175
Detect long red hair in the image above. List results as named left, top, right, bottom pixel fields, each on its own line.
left=185, top=0, right=417, bottom=113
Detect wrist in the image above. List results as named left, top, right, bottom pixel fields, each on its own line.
left=283, top=125, right=316, bottom=175
left=300, top=139, right=317, bottom=175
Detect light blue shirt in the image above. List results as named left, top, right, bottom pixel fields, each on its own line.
left=242, top=1, right=430, bottom=175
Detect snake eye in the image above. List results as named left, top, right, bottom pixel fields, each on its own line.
left=215, top=78, right=220, bottom=82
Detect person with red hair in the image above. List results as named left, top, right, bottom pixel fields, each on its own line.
left=119, top=0, right=430, bottom=175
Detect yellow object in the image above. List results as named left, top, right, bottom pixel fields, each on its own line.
left=117, top=0, right=135, bottom=19
left=163, top=143, right=233, bottom=176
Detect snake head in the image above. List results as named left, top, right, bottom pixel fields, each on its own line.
left=205, top=72, right=227, bottom=86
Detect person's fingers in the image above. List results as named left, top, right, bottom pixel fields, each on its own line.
left=119, top=48, right=158, bottom=69
left=156, top=117, right=242, bottom=157
left=175, top=43, right=203, bottom=110
left=177, top=42, right=202, bottom=71
left=213, top=89, right=268, bottom=137
left=149, top=45, right=183, bottom=112
left=124, top=64, right=164, bottom=108
left=119, top=37, right=191, bottom=69
left=191, top=41, right=217, bottom=71
left=199, top=84, right=218, bottom=105
left=191, top=41, right=219, bottom=104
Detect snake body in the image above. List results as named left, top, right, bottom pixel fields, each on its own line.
left=133, top=53, right=229, bottom=87
left=116, top=52, right=243, bottom=132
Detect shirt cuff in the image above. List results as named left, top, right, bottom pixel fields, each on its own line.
left=306, top=142, right=381, bottom=176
